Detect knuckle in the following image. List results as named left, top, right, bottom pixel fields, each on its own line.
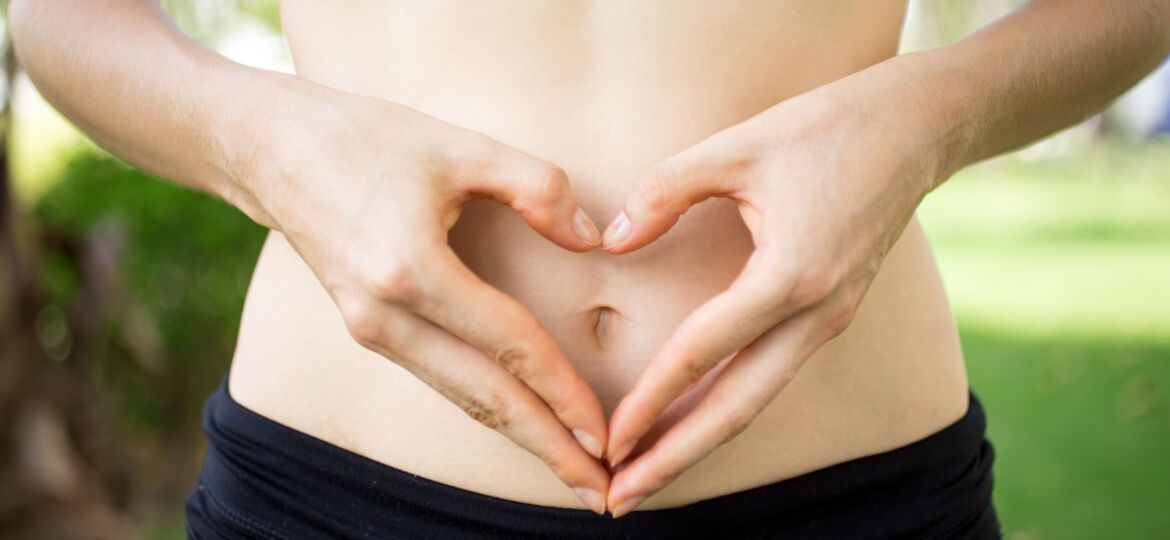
left=339, top=300, right=383, bottom=349
left=441, top=130, right=494, bottom=171
left=635, top=166, right=673, bottom=212
left=540, top=382, right=576, bottom=414
left=748, top=252, right=793, bottom=306
left=683, top=354, right=719, bottom=386
left=459, top=392, right=511, bottom=431
left=825, top=300, right=857, bottom=338
left=540, top=450, right=570, bottom=482
left=787, top=270, right=834, bottom=310
left=493, top=343, right=535, bottom=381
left=639, top=446, right=682, bottom=491
left=526, top=162, right=569, bottom=204
left=659, top=337, right=689, bottom=363
left=512, top=162, right=568, bottom=229
left=366, top=260, right=427, bottom=306
left=721, top=406, right=758, bottom=440
left=660, top=339, right=712, bottom=385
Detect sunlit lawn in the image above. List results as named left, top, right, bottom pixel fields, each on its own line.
left=919, top=138, right=1170, bottom=540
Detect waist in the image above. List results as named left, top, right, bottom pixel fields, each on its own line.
left=228, top=191, right=970, bottom=509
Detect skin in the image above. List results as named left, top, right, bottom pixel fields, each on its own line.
left=11, top=0, right=1170, bottom=521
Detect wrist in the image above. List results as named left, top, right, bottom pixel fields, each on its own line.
left=196, top=63, right=285, bottom=226
left=207, top=65, right=356, bottom=229
left=892, top=49, right=984, bottom=193
left=821, top=48, right=982, bottom=198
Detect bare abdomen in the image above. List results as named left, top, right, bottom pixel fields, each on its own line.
left=228, top=0, right=969, bottom=510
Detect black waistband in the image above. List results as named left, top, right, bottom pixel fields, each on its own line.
left=186, top=373, right=1000, bottom=539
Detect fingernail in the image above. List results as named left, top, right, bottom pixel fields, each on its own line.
left=602, top=211, right=630, bottom=249
left=608, top=440, right=636, bottom=468
left=573, top=487, right=606, bottom=515
left=571, top=208, right=602, bottom=246
left=610, top=495, right=645, bottom=519
left=572, top=428, right=603, bottom=460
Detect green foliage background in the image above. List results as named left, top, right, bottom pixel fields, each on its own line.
left=33, top=151, right=266, bottom=442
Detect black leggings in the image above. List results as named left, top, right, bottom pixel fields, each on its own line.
left=186, top=373, right=1001, bottom=539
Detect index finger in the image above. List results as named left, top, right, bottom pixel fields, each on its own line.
left=605, top=251, right=811, bottom=466
left=606, top=303, right=824, bottom=516
left=350, top=303, right=610, bottom=513
left=410, top=245, right=609, bottom=460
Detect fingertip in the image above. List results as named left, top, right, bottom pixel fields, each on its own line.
left=607, top=463, right=646, bottom=518
left=571, top=207, right=602, bottom=247
left=600, top=210, right=630, bottom=250
left=573, top=487, right=607, bottom=515
left=601, top=207, right=680, bottom=255
left=556, top=371, right=609, bottom=460
left=607, top=439, right=636, bottom=469
left=604, top=413, right=639, bottom=469
left=604, top=380, right=665, bottom=464
left=572, top=428, right=605, bottom=461
left=610, top=495, right=645, bottom=519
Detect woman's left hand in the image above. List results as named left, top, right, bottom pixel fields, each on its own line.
left=598, top=81, right=944, bottom=517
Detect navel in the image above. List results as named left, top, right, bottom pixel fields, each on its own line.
left=593, top=306, right=619, bottom=350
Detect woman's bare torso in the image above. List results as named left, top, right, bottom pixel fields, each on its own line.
left=228, top=0, right=970, bottom=510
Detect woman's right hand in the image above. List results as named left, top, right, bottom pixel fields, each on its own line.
left=237, top=87, right=610, bottom=513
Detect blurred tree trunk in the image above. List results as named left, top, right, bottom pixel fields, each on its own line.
left=0, top=10, right=134, bottom=540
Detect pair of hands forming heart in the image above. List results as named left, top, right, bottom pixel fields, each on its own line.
left=250, top=65, right=939, bottom=518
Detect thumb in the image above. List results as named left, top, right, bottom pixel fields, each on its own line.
left=451, top=141, right=602, bottom=252
left=602, top=153, right=736, bottom=254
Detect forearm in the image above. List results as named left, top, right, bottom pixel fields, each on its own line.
left=7, top=0, right=334, bottom=225
left=833, top=0, right=1170, bottom=194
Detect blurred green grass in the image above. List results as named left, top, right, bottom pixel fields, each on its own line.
left=919, top=139, right=1170, bottom=540
left=961, top=328, right=1169, bottom=539
left=920, top=140, right=1170, bottom=341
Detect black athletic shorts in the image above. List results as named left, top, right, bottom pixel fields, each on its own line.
left=186, top=373, right=1001, bottom=539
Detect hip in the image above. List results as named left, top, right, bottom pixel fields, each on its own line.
left=226, top=204, right=970, bottom=509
